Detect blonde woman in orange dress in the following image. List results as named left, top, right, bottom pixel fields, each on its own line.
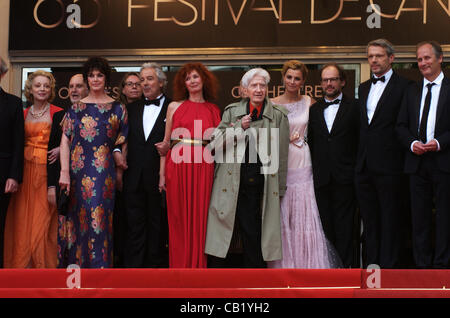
left=4, top=70, right=64, bottom=268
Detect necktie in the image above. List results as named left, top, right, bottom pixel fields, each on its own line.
left=418, top=83, right=436, bottom=143
left=323, top=99, right=340, bottom=108
left=250, top=108, right=259, bottom=121
left=371, top=76, right=385, bottom=84
left=144, top=95, right=162, bottom=106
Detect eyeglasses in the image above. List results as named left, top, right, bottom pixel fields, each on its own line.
left=125, top=82, right=141, bottom=88
left=321, top=77, right=341, bottom=84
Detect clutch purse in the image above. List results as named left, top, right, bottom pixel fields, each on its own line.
left=57, top=190, right=70, bottom=216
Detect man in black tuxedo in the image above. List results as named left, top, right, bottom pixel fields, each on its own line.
left=0, top=57, right=24, bottom=267
left=308, top=63, right=359, bottom=267
left=397, top=41, right=450, bottom=269
left=356, top=39, right=411, bottom=269
left=120, top=62, right=170, bottom=268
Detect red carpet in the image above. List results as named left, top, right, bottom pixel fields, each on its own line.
left=0, top=269, right=449, bottom=298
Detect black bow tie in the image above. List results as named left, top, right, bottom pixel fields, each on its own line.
left=323, top=99, right=340, bottom=108
left=371, top=76, right=385, bottom=84
left=144, top=96, right=163, bottom=106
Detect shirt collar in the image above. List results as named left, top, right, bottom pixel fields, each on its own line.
left=373, top=68, right=393, bottom=83
left=424, top=71, right=444, bottom=87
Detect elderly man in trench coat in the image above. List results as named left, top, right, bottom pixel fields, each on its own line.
left=205, top=68, right=290, bottom=267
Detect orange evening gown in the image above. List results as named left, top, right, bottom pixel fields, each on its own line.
left=3, top=121, right=58, bottom=268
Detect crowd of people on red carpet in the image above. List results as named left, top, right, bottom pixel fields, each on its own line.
left=0, top=38, right=448, bottom=270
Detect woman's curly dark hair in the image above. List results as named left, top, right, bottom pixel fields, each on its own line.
left=83, top=56, right=112, bottom=88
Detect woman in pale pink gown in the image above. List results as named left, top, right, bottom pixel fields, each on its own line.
left=268, top=60, right=341, bottom=268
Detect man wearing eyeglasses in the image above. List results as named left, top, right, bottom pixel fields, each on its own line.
left=356, top=39, right=411, bottom=269
left=119, top=72, right=143, bottom=105
left=308, top=63, right=359, bottom=268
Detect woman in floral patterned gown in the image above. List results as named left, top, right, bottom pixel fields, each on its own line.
left=58, top=57, right=128, bottom=268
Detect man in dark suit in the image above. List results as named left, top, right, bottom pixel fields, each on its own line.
left=397, top=41, right=450, bottom=269
left=308, top=63, right=359, bottom=267
left=120, top=62, right=170, bottom=268
left=0, top=57, right=24, bottom=268
left=356, top=39, right=411, bottom=269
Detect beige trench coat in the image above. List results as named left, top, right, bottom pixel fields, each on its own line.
left=205, top=98, right=290, bottom=261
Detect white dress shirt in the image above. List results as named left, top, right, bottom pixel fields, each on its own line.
left=143, top=94, right=164, bottom=140
left=366, top=68, right=393, bottom=124
left=323, top=93, right=343, bottom=133
left=410, top=72, right=444, bottom=151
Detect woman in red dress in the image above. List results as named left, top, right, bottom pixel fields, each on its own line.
left=159, top=63, right=221, bottom=268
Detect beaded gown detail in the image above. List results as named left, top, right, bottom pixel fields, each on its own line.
left=268, top=96, right=340, bottom=268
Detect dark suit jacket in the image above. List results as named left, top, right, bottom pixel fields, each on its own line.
left=46, top=108, right=66, bottom=190
left=308, top=94, right=360, bottom=187
left=397, top=76, right=450, bottom=174
left=0, top=88, right=24, bottom=185
left=124, top=96, right=170, bottom=193
left=356, top=71, right=411, bottom=175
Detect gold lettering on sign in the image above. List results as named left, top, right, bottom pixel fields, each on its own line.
left=279, top=0, right=302, bottom=24
left=173, top=0, right=199, bottom=26
left=314, top=85, right=323, bottom=99
left=33, top=0, right=65, bottom=29
left=231, top=86, right=241, bottom=99
left=369, top=0, right=396, bottom=18
left=311, top=0, right=360, bottom=24
left=437, top=0, right=450, bottom=16
left=311, top=0, right=344, bottom=24
left=227, top=0, right=248, bottom=25
left=250, top=0, right=279, bottom=19
left=267, top=85, right=276, bottom=98
left=395, top=0, right=426, bottom=24
left=128, top=0, right=150, bottom=27
left=155, top=0, right=174, bottom=22
left=339, top=0, right=361, bottom=21
left=304, top=85, right=313, bottom=96
left=72, top=0, right=101, bottom=29
left=215, top=0, right=219, bottom=25
left=202, top=0, right=206, bottom=21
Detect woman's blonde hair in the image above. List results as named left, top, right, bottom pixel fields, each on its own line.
left=24, top=70, right=56, bottom=103
left=281, top=60, right=309, bottom=80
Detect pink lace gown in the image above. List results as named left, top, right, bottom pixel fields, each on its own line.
left=268, top=96, right=337, bottom=268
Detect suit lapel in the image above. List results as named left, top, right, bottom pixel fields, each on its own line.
left=146, top=97, right=168, bottom=143
left=370, top=72, right=397, bottom=125
left=134, top=100, right=146, bottom=142
left=317, top=100, right=331, bottom=135
left=413, top=80, right=424, bottom=132
left=436, top=76, right=450, bottom=127
left=330, top=96, right=350, bottom=135
left=359, top=81, right=370, bottom=127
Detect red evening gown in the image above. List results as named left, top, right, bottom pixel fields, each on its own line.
left=165, top=100, right=221, bottom=268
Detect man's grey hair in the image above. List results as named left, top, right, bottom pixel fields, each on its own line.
left=241, top=68, right=270, bottom=88
left=140, top=62, right=167, bottom=89
left=0, top=57, right=8, bottom=75
left=416, top=40, right=443, bottom=60
left=367, top=39, right=395, bottom=56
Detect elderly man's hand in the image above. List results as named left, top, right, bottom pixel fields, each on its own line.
left=241, top=114, right=252, bottom=130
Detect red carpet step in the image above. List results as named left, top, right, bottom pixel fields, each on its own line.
left=0, top=269, right=449, bottom=298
